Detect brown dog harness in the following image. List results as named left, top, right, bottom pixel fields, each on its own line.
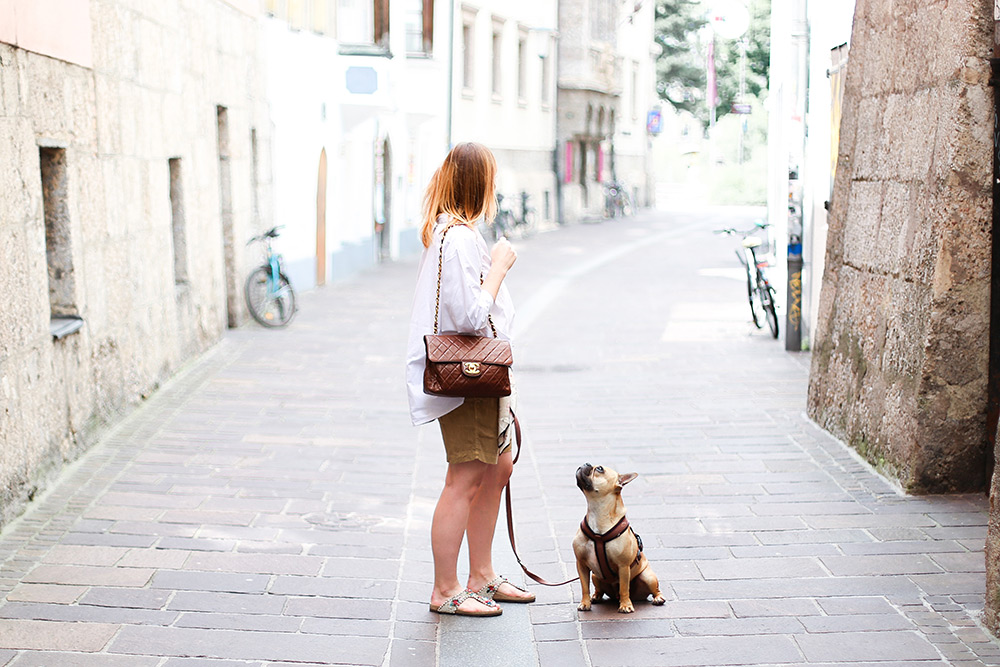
left=580, top=515, right=643, bottom=582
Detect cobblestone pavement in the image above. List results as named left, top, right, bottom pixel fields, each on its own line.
left=0, top=207, right=997, bottom=667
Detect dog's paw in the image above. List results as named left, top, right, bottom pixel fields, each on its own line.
left=652, top=595, right=666, bottom=606
left=578, top=601, right=592, bottom=612
left=617, top=602, right=634, bottom=614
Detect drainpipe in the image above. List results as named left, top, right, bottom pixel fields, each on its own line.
left=446, top=0, right=455, bottom=149
left=988, top=3, right=1000, bottom=482
left=986, top=0, right=1000, bottom=483
left=985, top=2, right=1000, bottom=636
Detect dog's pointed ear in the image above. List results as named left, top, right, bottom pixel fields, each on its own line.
left=617, top=472, right=638, bottom=488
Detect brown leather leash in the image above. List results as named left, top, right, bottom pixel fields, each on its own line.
left=504, top=412, right=579, bottom=586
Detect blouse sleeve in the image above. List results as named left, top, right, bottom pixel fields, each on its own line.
left=440, top=227, right=495, bottom=333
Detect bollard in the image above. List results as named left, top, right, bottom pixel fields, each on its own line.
left=785, top=241, right=803, bottom=352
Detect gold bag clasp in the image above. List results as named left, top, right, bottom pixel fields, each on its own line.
left=462, top=361, right=482, bottom=377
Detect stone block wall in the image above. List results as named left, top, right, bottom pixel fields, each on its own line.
left=0, top=1, right=272, bottom=526
left=808, top=0, right=993, bottom=493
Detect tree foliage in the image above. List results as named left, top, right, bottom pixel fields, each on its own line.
left=654, top=0, right=771, bottom=127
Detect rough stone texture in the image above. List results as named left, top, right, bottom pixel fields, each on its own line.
left=808, top=0, right=993, bottom=494
left=0, top=2, right=272, bottom=528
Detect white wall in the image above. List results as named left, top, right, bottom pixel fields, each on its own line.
left=801, top=0, right=856, bottom=347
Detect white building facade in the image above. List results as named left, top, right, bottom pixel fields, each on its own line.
left=451, top=0, right=559, bottom=227
left=262, top=0, right=450, bottom=290
left=555, top=0, right=656, bottom=223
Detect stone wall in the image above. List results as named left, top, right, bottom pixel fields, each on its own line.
left=0, top=1, right=271, bottom=527
left=807, top=0, right=993, bottom=493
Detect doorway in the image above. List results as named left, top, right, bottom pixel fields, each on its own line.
left=375, top=138, right=391, bottom=262
left=216, top=106, right=238, bottom=327
left=316, top=148, right=328, bottom=286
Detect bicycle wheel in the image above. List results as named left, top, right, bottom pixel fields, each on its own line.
left=245, top=266, right=296, bottom=327
left=746, top=274, right=762, bottom=328
left=758, top=282, right=779, bottom=338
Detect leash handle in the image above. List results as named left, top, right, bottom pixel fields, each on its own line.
left=504, top=412, right=579, bottom=587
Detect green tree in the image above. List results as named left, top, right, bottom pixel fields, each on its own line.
left=655, top=0, right=771, bottom=127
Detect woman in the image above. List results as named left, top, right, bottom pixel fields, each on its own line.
left=406, top=143, right=535, bottom=616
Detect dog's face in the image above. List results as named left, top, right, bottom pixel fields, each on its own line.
left=575, top=463, right=637, bottom=498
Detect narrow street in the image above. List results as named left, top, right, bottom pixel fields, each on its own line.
left=0, top=207, right=995, bottom=666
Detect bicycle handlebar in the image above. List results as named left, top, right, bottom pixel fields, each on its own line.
left=247, top=226, right=284, bottom=245
left=714, top=221, right=770, bottom=236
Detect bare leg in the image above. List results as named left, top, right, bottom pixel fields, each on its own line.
left=429, top=459, right=492, bottom=613
left=464, top=451, right=532, bottom=600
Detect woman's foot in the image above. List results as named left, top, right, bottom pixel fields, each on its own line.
left=471, top=574, right=536, bottom=603
left=429, top=588, right=501, bottom=616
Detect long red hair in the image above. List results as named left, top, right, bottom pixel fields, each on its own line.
left=420, top=142, right=498, bottom=247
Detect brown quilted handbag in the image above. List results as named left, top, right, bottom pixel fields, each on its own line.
left=423, top=224, right=512, bottom=398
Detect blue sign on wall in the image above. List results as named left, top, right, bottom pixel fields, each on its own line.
left=646, top=109, right=663, bottom=134
left=346, top=67, right=378, bottom=95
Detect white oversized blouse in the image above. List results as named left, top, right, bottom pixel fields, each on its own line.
left=406, top=216, right=515, bottom=425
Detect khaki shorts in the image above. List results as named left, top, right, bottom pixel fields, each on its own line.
left=438, top=397, right=501, bottom=464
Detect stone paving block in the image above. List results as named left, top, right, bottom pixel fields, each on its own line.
left=184, top=553, right=323, bottom=577
left=754, top=528, right=873, bottom=545
left=388, top=639, right=434, bottom=667
left=579, top=619, right=673, bottom=639
left=109, top=625, right=388, bottom=664
left=929, top=551, right=987, bottom=573
left=795, top=631, right=941, bottom=662
left=695, top=557, right=827, bottom=580
left=674, top=575, right=921, bottom=600
left=79, top=587, right=171, bottom=609
left=586, top=634, right=803, bottom=666
left=440, top=630, right=536, bottom=667
left=816, top=596, right=898, bottom=615
left=0, top=619, right=119, bottom=651
left=151, top=571, right=269, bottom=593
left=673, top=615, right=804, bottom=636
left=156, top=538, right=238, bottom=552
left=910, top=573, right=986, bottom=596
left=174, top=612, right=301, bottom=633
left=282, top=596, right=391, bottom=620
left=8, top=652, right=160, bottom=666
left=4, top=584, right=86, bottom=604
left=21, top=565, right=153, bottom=587
left=820, top=554, right=944, bottom=576
left=0, top=601, right=178, bottom=626
left=800, top=612, right=917, bottom=633
left=118, top=548, right=191, bottom=569
left=60, top=533, right=158, bottom=548
left=169, top=592, right=287, bottom=615
left=729, top=598, right=822, bottom=617
left=111, top=521, right=200, bottom=538
left=536, top=640, right=588, bottom=667
left=40, top=545, right=128, bottom=566
left=533, top=621, right=580, bottom=641
left=268, top=576, right=395, bottom=599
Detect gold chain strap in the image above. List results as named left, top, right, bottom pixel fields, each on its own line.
left=433, top=223, right=498, bottom=338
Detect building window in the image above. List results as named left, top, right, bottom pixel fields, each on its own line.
left=265, top=0, right=286, bottom=17
left=313, top=0, right=331, bottom=33
left=517, top=32, right=527, bottom=104
left=406, top=0, right=433, bottom=55
left=491, top=21, right=503, bottom=99
left=462, top=16, right=475, bottom=91
left=631, top=60, right=640, bottom=120
left=40, top=146, right=82, bottom=337
left=540, top=39, right=552, bottom=107
left=168, top=158, right=188, bottom=285
left=338, top=0, right=389, bottom=49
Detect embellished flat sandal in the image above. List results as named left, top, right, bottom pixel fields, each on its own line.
left=430, top=589, right=501, bottom=616
left=477, top=575, right=536, bottom=603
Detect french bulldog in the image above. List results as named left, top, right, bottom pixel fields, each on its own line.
left=573, top=463, right=665, bottom=613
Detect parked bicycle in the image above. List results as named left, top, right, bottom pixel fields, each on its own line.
left=604, top=180, right=633, bottom=219
left=715, top=222, right=779, bottom=338
left=245, top=226, right=296, bottom=328
left=488, top=192, right=535, bottom=240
